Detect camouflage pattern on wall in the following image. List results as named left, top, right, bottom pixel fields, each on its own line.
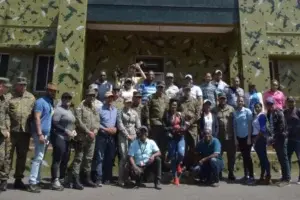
left=239, top=0, right=300, bottom=92
left=0, top=0, right=59, bottom=27
left=278, top=60, right=300, bottom=99
left=85, top=31, right=235, bottom=89
left=52, top=0, right=88, bottom=105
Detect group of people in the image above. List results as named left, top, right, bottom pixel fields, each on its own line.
left=0, top=62, right=300, bottom=194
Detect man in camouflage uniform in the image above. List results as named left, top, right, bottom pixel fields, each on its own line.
left=70, top=89, right=100, bottom=190
left=132, top=91, right=147, bottom=126
left=7, top=77, right=35, bottom=189
left=212, top=92, right=236, bottom=180
left=179, top=85, right=201, bottom=169
left=0, top=77, right=11, bottom=191
left=145, top=81, right=169, bottom=164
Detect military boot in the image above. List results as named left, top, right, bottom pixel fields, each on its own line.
left=73, top=176, right=84, bottom=190
left=84, top=173, right=97, bottom=188
left=0, top=180, right=8, bottom=191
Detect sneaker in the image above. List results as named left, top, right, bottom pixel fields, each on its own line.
left=240, top=176, right=249, bottom=184
left=211, top=182, right=220, bottom=187
left=246, top=177, right=255, bottom=185
left=14, top=179, right=27, bottom=190
left=154, top=180, right=162, bottom=190
left=95, top=179, right=103, bottom=187
left=228, top=173, right=236, bottom=181
left=277, top=180, right=290, bottom=187
left=27, top=184, right=41, bottom=193
left=173, top=177, right=180, bottom=186
left=52, top=179, right=64, bottom=191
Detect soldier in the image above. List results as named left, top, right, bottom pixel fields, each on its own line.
left=0, top=77, right=11, bottom=192
left=112, top=85, right=124, bottom=111
left=213, top=92, right=236, bottom=181
left=7, top=76, right=35, bottom=190
left=132, top=91, right=147, bottom=126
left=70, top=89, right=100, bottom=190
left=145, top=81, right=169, bottom=164
left=179, top=85, right=201, bottom=169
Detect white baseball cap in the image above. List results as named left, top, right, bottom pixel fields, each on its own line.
left=185, top=74, right=193, bottom=79
left=166, top=72, right=174, bottom=78
left=89, top=84, right=98, bottom=90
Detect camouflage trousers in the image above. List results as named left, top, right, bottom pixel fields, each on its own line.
left=0, top=135, right=11, bottom=180
left=70, top=139, right=95, bottom=176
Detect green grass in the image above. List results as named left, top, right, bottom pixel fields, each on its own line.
left=10, top=149, right=300, bottom=179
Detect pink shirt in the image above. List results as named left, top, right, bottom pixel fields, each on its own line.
left=263, top=90, right=286, bottom=110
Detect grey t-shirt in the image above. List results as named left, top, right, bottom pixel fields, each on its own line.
left=52, top=106, right=76, bottom=140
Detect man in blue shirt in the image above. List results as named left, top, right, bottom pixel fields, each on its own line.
left=138, top=70, right=157, bottom=104
left=95, top=70, right=112, bottom=102
left=192, top=129, right=223, bottom=187
left=28, top=83, right=57, bottom=193
left=128, top=126, right=162, bottom=190
left=92, top=91, right=118, bottom=186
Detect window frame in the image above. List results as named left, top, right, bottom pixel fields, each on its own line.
left=33, top=54, right=54, bottom=92
left=0, top=53, right=10, bottom=77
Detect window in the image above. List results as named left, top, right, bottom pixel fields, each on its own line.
left=0, top=54, right=9, bottom=77
left=34, top=55, right=54, bottom=92
left=136, top=56, right=164, bottom=81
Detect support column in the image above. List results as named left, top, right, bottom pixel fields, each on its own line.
left=238, top=0, right=270, bottom=92
left=53, top=0, right=88, bottom=105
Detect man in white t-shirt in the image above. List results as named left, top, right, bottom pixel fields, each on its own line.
left=165, top=72, right=179, bottom=99
left=178, top=74, right=203, bottom=104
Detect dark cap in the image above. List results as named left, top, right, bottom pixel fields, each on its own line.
left=61, top=92, right=73, bottom=99
left=218, top=92, right=226, bottom=99
left=265, top=96, right=275, bottom=104
left=133, top=91, right=142, bottom=97
left=139, top=126, right=148, bottom=135
left=125, top=78, right=132, bottom=83
left=113, top=84, right=121, bottom=90
left=16, top=76, right=27, bottom=85
left=287, top=96, right=295, bottom=102
left=156, top=81, right=165, bottom=87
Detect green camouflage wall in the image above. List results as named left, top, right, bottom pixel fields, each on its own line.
left=52, top=0, right=88, bottom=105
left=0, top=0, right=59, bottom=89
left=239, top=0, right=300, bottom=92
left=85, top=30, right=237, bottom=88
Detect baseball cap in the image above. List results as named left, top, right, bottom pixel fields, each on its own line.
left=16, top=76, right=27, bottom=85
left=0, top=77, right=11, bottom=87
left=125, top=78, right=132, bottom=83
left=139, top=126, right=148, bottom=134
left=105, top=91, right=114, bottom=98
left=86, top=89, right=96, bottom=96
left=266, top=97, right=275, bottom=104
left=157, top=81, right=165, bottom=87
left=218, top=92, right=226, bottom=99
left=287, top=96, right=295, bottom=102
left=61, top=92, right=73, bottom=99
left=214, top=70, right=222, bottom=75
left=89, top=84, right=98, bottom=90
left=203, top=99, right=212, bottom=105
left=166, top=72, right=174, bottom=78
left=185, top=74, right=193, bottom=79
left=183, top=84, right=192, bottom=90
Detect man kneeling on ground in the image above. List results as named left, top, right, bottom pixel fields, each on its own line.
left=192, top=129, right=224, bottom=187
left=128, top=126, right=162, bottom=190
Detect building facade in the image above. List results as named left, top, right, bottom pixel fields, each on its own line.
left=0, top=0, right=299, bottom=104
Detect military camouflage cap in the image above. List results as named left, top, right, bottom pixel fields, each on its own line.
left=16, top=76, right=28, bottom=85
left=86, top=88, right=96, bottom=96
left=0, top=77, right=12, bottom=87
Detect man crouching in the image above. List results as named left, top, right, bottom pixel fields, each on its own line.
left=128, top=126, right=162, bottom=190
left=192, top=129, right=224, bottom=187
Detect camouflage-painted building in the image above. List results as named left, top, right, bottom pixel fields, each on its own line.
left=0, top=0, right=300, bottom=104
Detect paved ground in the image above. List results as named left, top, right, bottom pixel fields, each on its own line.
left=1, top=179, right=300, bottom=200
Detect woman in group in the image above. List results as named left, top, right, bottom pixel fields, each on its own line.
left=263, top=79, right=286, bottom=110
left=252, top=102, right=271, bottom=185
left=117, top=97, right=141, bottom=186
left=245, top=83, right=264, bottom=114
left=233, top=97, right=255, bottom=185
left=199, top=99, right=219, bottom=138
left=51, top=92, right=77, bottom=191
left=163, top=98, right=185, bottom=186
left=120, top=78, right=137, bottom=100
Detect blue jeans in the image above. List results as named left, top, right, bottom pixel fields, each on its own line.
left=29, top=134, right=48, bottom=185
left=274, top=138, right=291, bottom=181
left=192, top=158, right=224, bottom=183
left=287, top=139, right=300, bottom=177
left=254, top=136, right=271, bottom=177
left=92, top=134, right=115, bottom=182
left=168, top=136, right=185, bottom=177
